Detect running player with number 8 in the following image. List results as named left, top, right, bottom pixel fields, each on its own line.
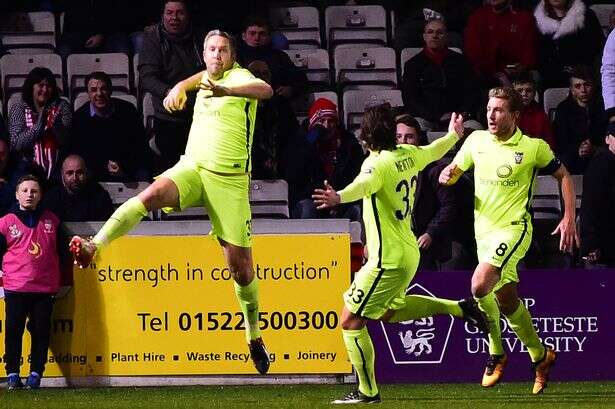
left=439, top=87, right=579, bottom=394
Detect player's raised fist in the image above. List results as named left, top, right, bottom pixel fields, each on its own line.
left=448, top=112, right=465, bottom=139
left=163, top=85, right=187, bottom=112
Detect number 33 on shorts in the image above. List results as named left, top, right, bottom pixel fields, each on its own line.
left=347, top=282, right=365, bottom=304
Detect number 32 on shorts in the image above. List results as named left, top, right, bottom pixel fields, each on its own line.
left=348, top=282, right=365, bottom=304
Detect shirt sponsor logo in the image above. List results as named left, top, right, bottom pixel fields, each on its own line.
left=480, top=178, right=520, bottom=187
left=28, top=240, right=42, bottom=259
left=496, top=165, right=513, bottom=178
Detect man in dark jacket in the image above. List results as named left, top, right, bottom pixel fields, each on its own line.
left=236, top=14, right=307, bottom=100
left=396, top=114, right=456, bottom=270
left=284, top=98, right=365, bottom=220
left=581, top=122, right=615, bottom=267
left=139, top=0, right=204, bottom=172
left=42, top=155, right=114, bottom=222
left=70, top=71, right=151, bottom=182
left=402, top=18, right=481, bottom=131
left=554, top=66, right=608, bottom=174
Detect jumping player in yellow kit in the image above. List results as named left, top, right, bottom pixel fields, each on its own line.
left=69, top=30, right=273, bottom=374
left=439, top=87, right=579, bottom=394
left=313, top=104, right=488, bottom=404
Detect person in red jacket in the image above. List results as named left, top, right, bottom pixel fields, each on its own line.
left=464, top=0, right=538, bottom=86
left=512, top=73, right=556, bottom=150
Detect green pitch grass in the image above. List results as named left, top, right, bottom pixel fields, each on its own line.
left=2, top=382, right=615, bottom=408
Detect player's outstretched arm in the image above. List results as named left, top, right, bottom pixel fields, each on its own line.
left=200, top=78, right=273, bottom=100
left=551, top=165, right=580, bottom=253
left=312, top=180, right=340, bottom=209
left=420, top=113, right=465, bottom=165
left=163, top=70, right=206, bottom=112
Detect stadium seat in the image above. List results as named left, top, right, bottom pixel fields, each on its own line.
left=342, top=89, right=402, bottom=129
left=570, top=174, right=583, bottom=213
left=142, top=92, right=155, bottom=130
left=426, top=131, right=447, bottom=143
left=334, top=47, right=396, bottom=91
left=7, top=93, right=23, bottom=115
left=284, top=48, right=331, bottom=91
left=325, top=5, right=387, bottom=50
left=133, top=53, right=139, bottom=94
left=0, top=11, right=56, bottom=54
left=269, top=6, right=322, bottom=49
left=66, top=53, right=130, bottom=99
left=543, top=87, right=569, bottom=122
left=531, top=175, right=561, bottom=220
left=389, top=9, right=396, bottom=43
left=590, top=4, right=615, bottom=35
left=400, top=47, right=462, bottom=75
left=99, top=181, right=155, bottom=219
left=291, top=91, right=338, bottom=125
left=0, top=53, right=63, bottom=107
left=73, top=93, right=138, bottom=111
left=160, top=179, right=290, bottom=220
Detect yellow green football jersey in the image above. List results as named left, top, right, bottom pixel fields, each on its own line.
left=453, top=128, right=560, bottom=237
left=339, top=132, right=459, bottom=268
left=185, top=63, right=259, bottom=173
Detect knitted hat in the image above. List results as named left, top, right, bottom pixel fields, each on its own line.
left=308, top=98, right=338, bottom=130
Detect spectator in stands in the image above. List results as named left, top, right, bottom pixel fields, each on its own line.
left=116, top=0, right=162, bottom=54
left=284, top=98, right=364, bottom=220
left=139, top=0, right=204, bottom=173
left=56, top=0, right=131, bottom=59
left=70, top=71, right=151, bottom=182
left=393, top=0, right=482, bottom=49
left=0, top=138, right=31, bottom=217
left=534, top=0, right=605, bottom=89
left=42, top=155, right=114, bottom=222
left=236, top=14, right=308, bottom=100
left=396, top=114, right=455, bottom=270
left=554, top=66, right=608, bottom=174
left=512, top=73, right=556, bottom=149
left=581, top=122, right=615, bottom=267
left=1, top=175, right=65, bottom=390
left=602, top=29, right=615, bottom=122
left=8, top=67, right=71, bottom=183
left=464, top=0, right=538, bottom=87
left=247, top=61, right=299, bottom=180
left=401, top=18, right=482, bottom=132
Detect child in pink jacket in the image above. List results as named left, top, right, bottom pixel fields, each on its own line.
left=1, top=175, right=63, bottom=390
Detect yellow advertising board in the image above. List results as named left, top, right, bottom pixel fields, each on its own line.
left=0, top=234, right=352, bottom=376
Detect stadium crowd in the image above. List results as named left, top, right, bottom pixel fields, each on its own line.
left=0, top=0, right=613, bottom=274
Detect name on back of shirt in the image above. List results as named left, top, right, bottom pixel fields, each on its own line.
left=395, top=156, right=415, bottom=173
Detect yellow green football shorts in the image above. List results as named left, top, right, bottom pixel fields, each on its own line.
left=476, top=221, right=532, bottom=291
left=158, top=156, right=252, bottom=247
left=344, top=245, right=420, bottom=319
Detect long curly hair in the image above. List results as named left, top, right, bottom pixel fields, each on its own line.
left=359, top=103, right=397, bottom=152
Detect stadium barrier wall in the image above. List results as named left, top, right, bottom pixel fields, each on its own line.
left=0, top=220, right=356, bottom=386
left=369, top=268, right=614, bottom=383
